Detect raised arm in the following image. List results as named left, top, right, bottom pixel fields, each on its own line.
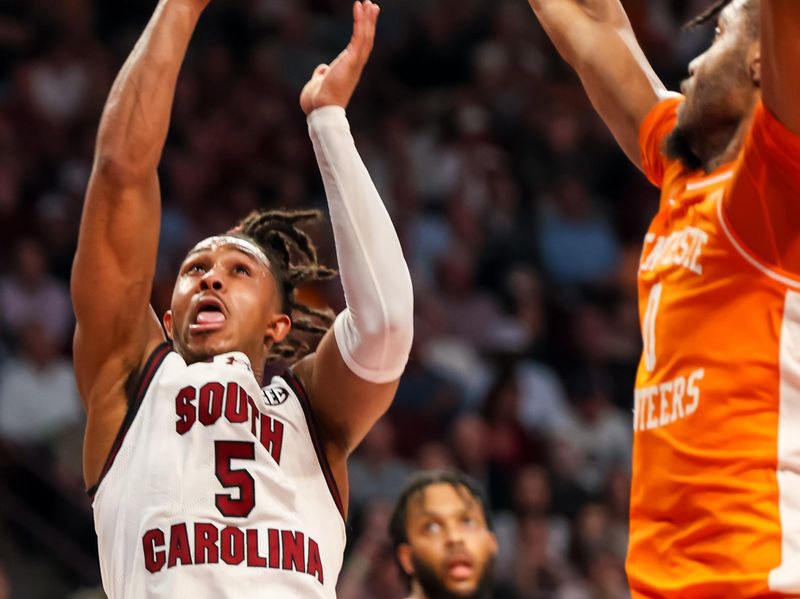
left=527, top=0, right=670, bottom=168
left=293, top=1, right=413, bottom=464
left=761, top=0, right=800, bottom=134
left=72, top=0, right=207, bottom=486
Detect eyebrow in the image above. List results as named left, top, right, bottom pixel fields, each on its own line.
left=416, top=502, right=481, bottom=521
left=418, top=508, right=473, bottom=520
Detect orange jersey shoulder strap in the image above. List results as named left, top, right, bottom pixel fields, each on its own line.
left=638, top=96, right=683, bottom=188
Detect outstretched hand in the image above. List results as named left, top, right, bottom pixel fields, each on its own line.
left=300, top=0, right=379, bottom=116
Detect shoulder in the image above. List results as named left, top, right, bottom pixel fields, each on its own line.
left=269, top=364, right=311, bottom=408
left=746, top=101, right=800, bottom=174
left=639, top=93, right=684, bottom=188
left=287, top=353, right=315, bottom=398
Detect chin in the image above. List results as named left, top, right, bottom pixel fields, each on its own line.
left=446, top=580, right=480, bottom=596
left=181, top=334, right=235, bottom=362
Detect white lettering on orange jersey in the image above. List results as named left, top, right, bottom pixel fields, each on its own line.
left=633, top=368, right=703, bottom=431
left=639, top=226, right=708, bottom=275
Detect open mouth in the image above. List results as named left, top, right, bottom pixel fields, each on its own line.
left=189, top=297, right=227, bottom=333
left=444, top=556, right=474, bottom=580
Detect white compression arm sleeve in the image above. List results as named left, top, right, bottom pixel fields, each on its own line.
left=308, top=106, right=413, bottom=383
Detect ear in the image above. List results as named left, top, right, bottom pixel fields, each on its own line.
left=396, top=544, right=415, bottom=576
left=163, top=310, right=175, bottom=340
left=749, top=42, right=761, bottom=88
left=488, top=532, right=499, bottom=556
left=264, top=313, right=292, bottom=346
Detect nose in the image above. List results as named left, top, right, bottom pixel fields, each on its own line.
left=199, top=270, right=224, bottom=291
left=444, top=524, right=465, bottom=546
left=688, top=56, right=700, bottom=77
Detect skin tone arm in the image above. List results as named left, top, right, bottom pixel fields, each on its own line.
left=293, top=1, right=407, bottom=496
left=761, top=1, right=800, bottom=135
left=72, top=0, right=209, bottom=488
left=526, top=0, right=670, bottom=169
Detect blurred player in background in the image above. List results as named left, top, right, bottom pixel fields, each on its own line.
left=71, top=0, right=413, bottom=596
left=525, top=0, right=800, bottom=596
left=389, top=471, right=498, bottom=599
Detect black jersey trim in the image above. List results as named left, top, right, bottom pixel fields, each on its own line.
left=87, top=342, right=172, bottom=499
left=282, top=369, right=346, bottom=521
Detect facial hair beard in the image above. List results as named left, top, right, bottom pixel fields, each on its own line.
left=411, top=555, right=494, bottom=599
left=664, top=124, right=704, bottom=172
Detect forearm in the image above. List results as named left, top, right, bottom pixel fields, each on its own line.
left=530, top=0, right=626, bottom=63
left=762, top=0, right=800, bottom=134
left=308, top=106, right=413, bottom=383
left=72, top=0, right=203, bottom=361
left=528, top=0, right=665, bottom=167
left=95, top=0, right=204, bottom=179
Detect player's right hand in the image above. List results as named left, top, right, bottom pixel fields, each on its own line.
left=299, top=0, right=379, bottom=116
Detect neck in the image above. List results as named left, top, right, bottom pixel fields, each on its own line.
left=179, top=347, right=266, bottom=382
left=407, top=581, right=429, bottom=599
left=246, top=348, right=266, bottom=382
left=694, top=104, right=757, bottom=173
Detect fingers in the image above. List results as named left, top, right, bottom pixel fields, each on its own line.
left=350, top=0, right=379, bottom=61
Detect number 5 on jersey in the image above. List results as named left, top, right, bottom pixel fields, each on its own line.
left=215, top=440, right=256, bottom=517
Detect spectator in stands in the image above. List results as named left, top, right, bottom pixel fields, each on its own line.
left=0, top=239, right=72, bottom=350
left=348, top=418, right=413, bottom=515
left=389, top=470, right=498, bottom=599
left=0, top=321, right=82, bottom=446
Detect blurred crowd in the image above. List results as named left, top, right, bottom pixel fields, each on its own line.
left=0, top=0, right=717, bottom=597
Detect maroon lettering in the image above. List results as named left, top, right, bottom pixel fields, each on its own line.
left=259, top=415, right=284, bottom=464
left=199, top=382, right=225, bottom=426
left=142, top=522, right=324, bottom=585
left=143, top=528, right=166, bottom=573
left=221, top=526, right=245, bottom=565
left=248, top=396, right=258, bottom=437
left=246, top=529, right=267, bottom=567
left=306, top=538, right=324, bottom=584
left=215, top=440, right=256, bottom=517
left=282, top=530, right=305, bottom=573
left=168, top=523, right=193, bottom=567
left=175, top=386, right=197, bottom=434
left=194, top=523, right=219, bottom=565
left=225, top=383, right=249, bottom=423
left=268, top=528, right=280, bottom=569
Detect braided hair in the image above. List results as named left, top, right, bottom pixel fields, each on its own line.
left=233, top=208, right=337, bottom=363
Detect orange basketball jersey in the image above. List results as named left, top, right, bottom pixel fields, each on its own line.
left=628, top=97, right=800, bottom=598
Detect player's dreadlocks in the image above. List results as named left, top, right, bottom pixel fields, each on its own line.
left=235, top=208, right=337, bottom=363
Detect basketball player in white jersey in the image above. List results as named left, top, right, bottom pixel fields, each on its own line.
left=71, top=0, right=413, bottom=596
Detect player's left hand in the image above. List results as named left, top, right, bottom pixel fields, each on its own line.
left=300, top=0, right=379, bottom=116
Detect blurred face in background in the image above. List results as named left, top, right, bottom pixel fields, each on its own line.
left=397, top=483, right=497, bottom=599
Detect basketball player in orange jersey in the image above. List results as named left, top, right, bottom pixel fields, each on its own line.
left=524, top=0, right=800, bottom=596
left=390, top=471, right=498, bottom=599
left=71, top=0, right=412, bottom=596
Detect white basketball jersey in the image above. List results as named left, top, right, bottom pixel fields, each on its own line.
left=91, top=344, right=346, bottom=598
